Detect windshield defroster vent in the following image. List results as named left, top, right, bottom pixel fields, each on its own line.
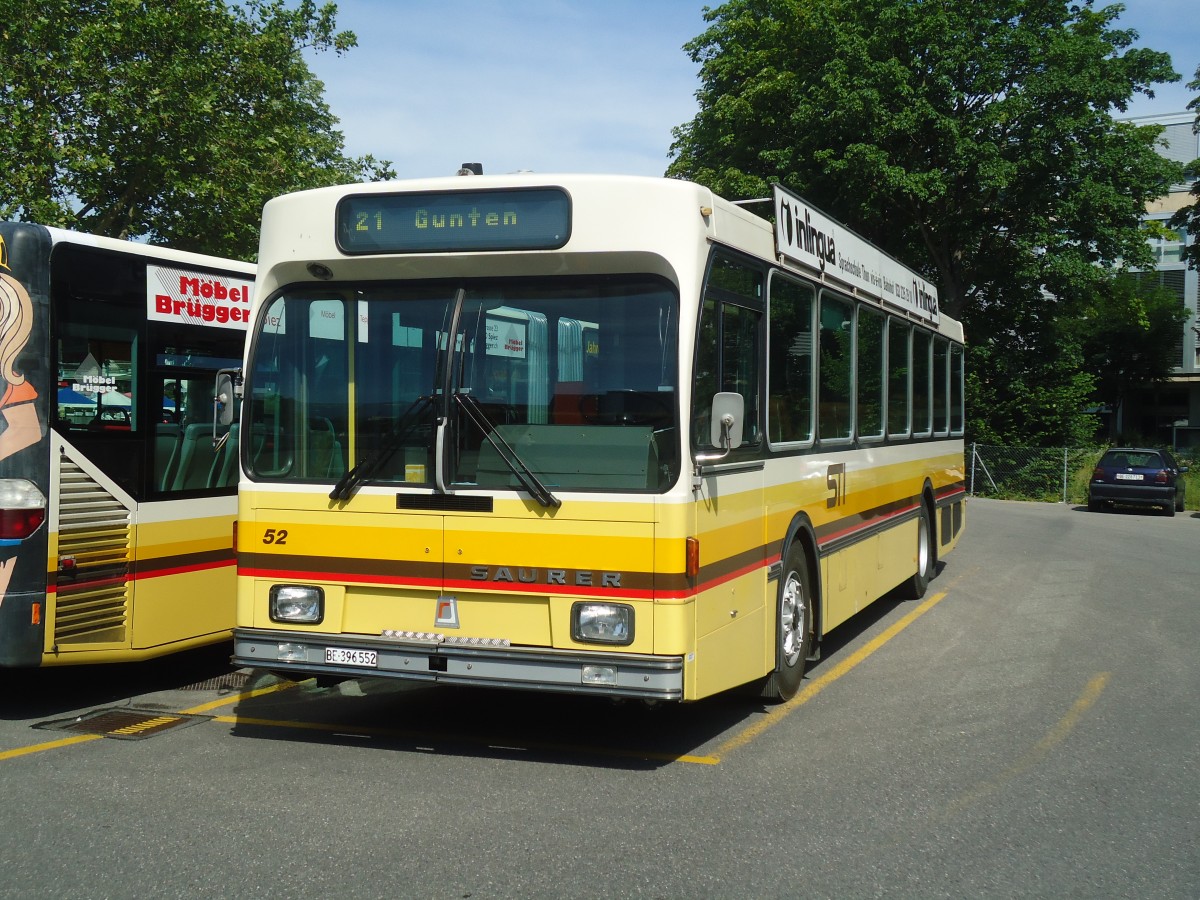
left=396, top=494, right=494, bottom=513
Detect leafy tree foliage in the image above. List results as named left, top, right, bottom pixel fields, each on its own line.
left=0, top=0, right=392, bottom=258
left=668, top=0, right=1183, bottom=445
left=1074, top=277, right=1190, bottom=440
left=1170, top=64, right=1200, bottom=270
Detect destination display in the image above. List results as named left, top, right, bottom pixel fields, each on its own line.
left=772, top=185, right=939, bottom=324
left=336, top=188, right=571, bottom=254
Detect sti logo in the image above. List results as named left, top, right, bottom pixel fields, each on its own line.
left=435, top=595, right=460, bottom=628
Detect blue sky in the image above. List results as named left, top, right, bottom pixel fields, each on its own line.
left=307, top=1, right=1199, bottom=180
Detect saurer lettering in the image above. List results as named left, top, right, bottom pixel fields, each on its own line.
left=469, top=566, right=623, bottom=588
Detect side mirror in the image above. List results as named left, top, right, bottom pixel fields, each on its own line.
left=215, top=373, right=236, bottom=427
left=709, top=392, right=744, bottom=450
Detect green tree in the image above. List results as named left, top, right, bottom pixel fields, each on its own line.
left=1170, top=63, right=1200, bottom=270
left=668, top=0, right=1183, bottom=445
left=0, top=0, right=392, bottom=259
left=1075, top=276, right=1191, bottom=438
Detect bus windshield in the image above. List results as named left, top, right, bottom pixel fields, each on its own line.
left=246, top=276, right=680, bottom=494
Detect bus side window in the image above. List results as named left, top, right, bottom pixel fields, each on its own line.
left=818, top=292, right=853, bottom=442
left=856, top=305, right=885, bottom=440
left=912, top=330, right=933, bottom=436
left=887, top=319, right=911, bottom=438
left=950, top=343, right=965, bottom=435
left=692, top=254, right=764, bottom=449
left=767, top=274, right=814, bottom=445
left=934, top=337, right=950, bottom=435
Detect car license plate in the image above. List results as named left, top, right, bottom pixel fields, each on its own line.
left=1115, top=473, right=1143, bottom=481
left=325, top=647, right=378, bottom=668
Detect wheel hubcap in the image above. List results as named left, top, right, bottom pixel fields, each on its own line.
left=916, top=517, right=930, bottom=576
left=780, top=573, right=806, bottom=667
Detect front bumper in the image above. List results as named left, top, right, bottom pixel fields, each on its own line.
left=233, top=628, right=685, bottom=701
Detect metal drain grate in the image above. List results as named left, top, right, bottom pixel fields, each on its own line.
left=181, top=670, right=251, bottom=692
left=34, top=708, right=211, bottom=741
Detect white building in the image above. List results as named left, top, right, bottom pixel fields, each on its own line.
left=1125, top=112, right=1199, bottom=447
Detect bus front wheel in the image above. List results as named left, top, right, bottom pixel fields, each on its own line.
left=761, top=545, right=813, bottom=702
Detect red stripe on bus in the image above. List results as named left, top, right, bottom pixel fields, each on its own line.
left=47, top=559, right=233, bottom=594
left=816, top=501, right=919, bottom=549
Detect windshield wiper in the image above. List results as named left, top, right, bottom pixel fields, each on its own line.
left=329, top=394, right=435, bottom=502
left=454, top=392, right=560, bottom=509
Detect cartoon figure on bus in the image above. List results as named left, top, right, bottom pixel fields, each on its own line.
left=0, top=235, right=44, bottom=605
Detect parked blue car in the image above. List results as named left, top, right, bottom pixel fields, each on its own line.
left=1088, top=448, right=1188, bottom=517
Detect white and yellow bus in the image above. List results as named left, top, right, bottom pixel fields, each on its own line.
left=231, top=173, right=965, bottom=702
left=0, top=223, right=254, bottom=667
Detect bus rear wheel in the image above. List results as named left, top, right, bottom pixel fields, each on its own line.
left=761, top=545, right=813, bottom=702
left=898, top=504, right=934, bottom=600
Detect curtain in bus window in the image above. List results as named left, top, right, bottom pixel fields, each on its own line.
left=887, top=319, right=911, bottom=436
left=767, top=276, right=813, bottom=444
left=912, top=330, right=932, bottom=435
left=856, top=306, right=885, bottom=439
left=818, top=294, right=853, bottom=441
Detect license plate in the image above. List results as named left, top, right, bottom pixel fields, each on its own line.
left=325, top=647, right=378, bottom=668
left=1115, top=473, right=1143, bottom=481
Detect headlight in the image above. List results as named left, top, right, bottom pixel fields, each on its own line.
left=269, top=585, right=324, bottom=624
left=571, top=602, right=634, bottom=645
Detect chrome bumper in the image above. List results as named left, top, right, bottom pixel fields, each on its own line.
left=233, top=628, right=685, bottom=701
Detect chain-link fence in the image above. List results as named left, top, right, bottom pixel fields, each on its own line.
left=969, top=444, right=1106, bottom=504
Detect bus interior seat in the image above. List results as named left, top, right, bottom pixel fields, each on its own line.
left=306, top=417, right=344, bottom=479
left=170, top=423, right=222, bottom=491
left=156, top=423, right=182, bottom=490
left=207, top=424, right=240, bottom=489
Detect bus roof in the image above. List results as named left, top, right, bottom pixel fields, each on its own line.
left=256, top=173, right=961, bottom=340
left=30, top=223, right=255, bottom=276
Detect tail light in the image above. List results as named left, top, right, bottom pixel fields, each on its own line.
left=1155, top=470, right=1170, bottom=485
left=0, top=479, right=46, bottom=542
left=1092, top=467, right=1104, bottom=480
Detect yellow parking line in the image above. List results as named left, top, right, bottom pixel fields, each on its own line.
left=939, top=672, right=1111, bottom=818
left=0, top=681, right=297, bottom=764
left=0, top=732, right=103, bottom=761
left=2, top=588, right=951, bottom=767
left=711, top=590, right=950, bottom=761
left=179, top=679, right=298, bottom=716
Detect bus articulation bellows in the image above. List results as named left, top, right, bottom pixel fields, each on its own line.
left=232, top=173, right=965, bottom=702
